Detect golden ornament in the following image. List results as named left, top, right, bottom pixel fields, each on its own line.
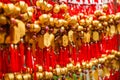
left=77, top=25, right=83, bottom=31
left=15, top=74, right=22, bottom=80
left=45, top=3, right=53, bottom=12
left=0, top=15, right=7, bottom=25
left=4, top=73, right=14, bottom=80
left=15, top=1, right=28, bottom=13
left=36, top=0, right=43, bottom=7
left=62, top=35, right=69, bottom=47
left=3, top=3, right=16, bottom=16
left=33, top=23, right=41, bottom=33
left=37, top=65, right=43, bottom=72
left=39, top=14, right=49, bottom=24
left=53, top=4, right=60, bottom=14
left=60, top=3, right=68, bottom=12
left=102, top=4, right=108, bottom=11
left=94, top=10, right=102, bottom=16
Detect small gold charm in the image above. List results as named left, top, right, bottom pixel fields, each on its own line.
left=117, top=23, right=120, bottom=33
left=93, top=31, right=99, bottom=41
left=62, top=35, right=68, bottom=47
left=83, top=32, right=91, bottom=43
left=68, top=30, right=74, bottom=43
left=44, top=32, right=50, bottom=47
left=110, top=25, right=116, bottom=36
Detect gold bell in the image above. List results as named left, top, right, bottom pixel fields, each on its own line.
left=98, top=15, right=107, bottom=21
left=60, top=3, right=68, bottom=12
left=39, top=14, right=49, bottom=24
left=102, top=4, right=108, bottom=11
left=45, top=3, right=53, bottom=12
left=49, top=17, right=54, bottom=26
left=41, top=1, right=47, bottom=11
left=3, top=3, right=15, bottom=16
left=15, top=73, right=22, bottom=80
left=4, top=73, right=14, bottom=80
left=0, top=15, right=7, bottom=25
left=64, top=13, right=70, bottom=20
left=77, top=25, right=83, bottom=31
left=92, top=20, right=99, bottom=26
left=27, top=7, right=34, bottom=13
left=48, top=72, right=53, bottom=79
left=23, top=74, right=29, bottom=80
left=33, top=23, right=41, bottom=33
left=44, top=71, right=49, bottom=79
left=36, top=0, right=43, bottom=7
left=94, top=10, right=102, bottom=16
left=53, top=4, right=60, bottom=14
left=16, top=1, right=28, bottom=13
left=79, top=19, right=85, bottom=26
left=56, top=68, right=61, bottom=75
left=37, top=65, right=43, bottom=72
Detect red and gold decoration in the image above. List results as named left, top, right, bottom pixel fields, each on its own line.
left=0, top=0, right=120, bottom=80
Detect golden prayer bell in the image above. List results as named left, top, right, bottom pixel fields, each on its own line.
left=48, top=72, right=53, bottom=79
left=15, top=74, right=22, bottom=80
left=3, top=4, right=15, bottom=16
left=36, top=0, right=43, bottom=7
left=64, top=13, right=70, bottom=20
left=4, top=73, right=14, bottom=80
left=37, top=65, right=43, bottom=72
left=39, top=14, right=49, bottom=24
left=0, top=15, right=7, bottom=25
left=94, top=10, right=102, bottom=16
left=98, top=15, right=107, bottom=21
left=53, top=4, right=60, bottom=14
left=55, top=68, right=61, bottom=75
left=49, top=17, right=54, bottom=26
left=92, top=20, right=99, bottom=26
left=27, top=7, right=34, bottom=13
left=77, top=25, right=83, bottom=31
left=102, top=4, right=108, bottom=11
left=23, top=74, right=29, bottom=80
left=45, top=3, right=53, bottom=12
left=79, top=19, right=85, bottom=26
left=41, top=1, right=47, bottom=11
left=114, top=13, right=120, bottom=20
left=33, top=23, right=41, bottom=33
left=44, top=71, right=49, bottom=79
left=16, top=1, right=28, bottom=13
left=60, top=3, right=68, bottom=12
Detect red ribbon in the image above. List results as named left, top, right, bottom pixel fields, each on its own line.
left=59, top=47, right=64, bottom=67
left=50, top=48, right=56, bottom=68
left=43, top=47, right=50, bottom=71
left=26, top=47, right=33, bottom=71
left=71, top=46, right=77, bottom=65
left=19, top=41, right=25, bottom=71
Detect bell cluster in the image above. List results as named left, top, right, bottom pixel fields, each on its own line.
left=0, top=0, right=120, bottom=44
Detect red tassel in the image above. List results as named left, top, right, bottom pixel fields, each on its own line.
left=87, top=44, right=91, bottom=61
left=59, top=47, right=64, bottom=67
left=0, top=48, right=2, bottom=79
left=64, top=46, right=70, bottom=66
left=19, top=41, right=25, bottom=71
left=43, top=47, right=50, bottom=71
left=36, top=44, right=43, bottom=66
left=71, top=46, right=77, bottom=65
left=33, top=58, right=37, bottom=80
left=26, top=47, right=33, bottom=71
left=14, top=45, right=19, bottom=72
left=50, top=48, right=56, bottom=68
left=10, top=44, right=15, bottom=72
